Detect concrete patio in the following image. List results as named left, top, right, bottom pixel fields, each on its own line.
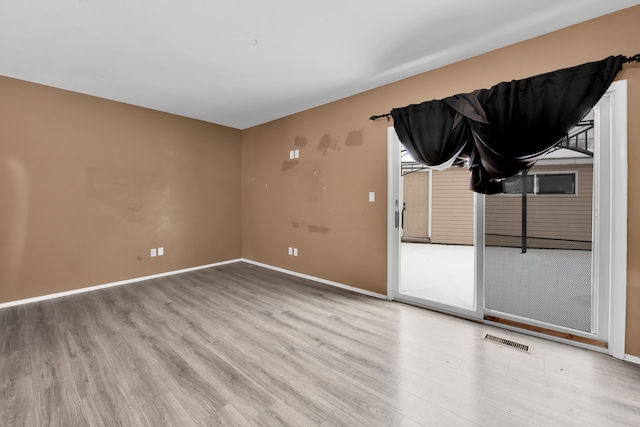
left=400, top=242, right=593, bottom=332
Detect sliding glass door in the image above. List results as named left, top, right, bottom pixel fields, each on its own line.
left=484, top=103, right=608, bottom=342
left=387, top=82, right=627, bottom=356
left=388, top=127, right=483, bottom=319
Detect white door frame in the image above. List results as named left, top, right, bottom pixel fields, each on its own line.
left=387, top=80, right=627, bottom=359
left=387, top=129, right=401, bottom=302
left=606, top=80, right=628, bottom=360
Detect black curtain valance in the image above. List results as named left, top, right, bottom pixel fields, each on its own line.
left=390, top=56, right=626, bottom=193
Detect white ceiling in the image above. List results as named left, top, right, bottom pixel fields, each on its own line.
left=1, top=0, right=638, bottom=129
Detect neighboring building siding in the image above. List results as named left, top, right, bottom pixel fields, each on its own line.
left=402, top=171, right=430, bottom=239
left=431, top=167, right=474, bottom=245
left=485, top=163, right=593, bottom=250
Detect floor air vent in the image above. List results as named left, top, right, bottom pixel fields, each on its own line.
left=483, top=333, right=532, bottom=354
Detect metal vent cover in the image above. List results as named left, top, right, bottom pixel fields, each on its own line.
left=483, top=333, right=532, bottom=354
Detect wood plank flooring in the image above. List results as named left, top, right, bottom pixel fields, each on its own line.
left=1, top=261, right=640, bottom=426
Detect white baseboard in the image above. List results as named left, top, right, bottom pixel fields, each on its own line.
left=241, top=258, right=387, bottom=300
left=2, top=257, right=635, bottom=363
left=0, top=258, right=243, bottom=309
left=0, top=257, right=386, bottom=309
left=625, top=354, right=640, bottom=365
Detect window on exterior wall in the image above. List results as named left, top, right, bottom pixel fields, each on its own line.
left=502, top=172, right=577, bottom=195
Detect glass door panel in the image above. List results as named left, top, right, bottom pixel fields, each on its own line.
left=484, top=109, right=603, bottom=338
left=389, top=127, right=483, bottom=319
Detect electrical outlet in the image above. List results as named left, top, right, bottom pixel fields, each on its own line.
left=369, top=192, right=375, bottom=202
left=150, top=248, right=157, bottom=257
left=288, top=247, right=293, bottom=255
left=294, top=149, right=299, bottom=159
left=293, top=248, right=298, bottom=256
left=289, top=150, right=295, bottom=159
left=158, top=247, right=164, bottom=256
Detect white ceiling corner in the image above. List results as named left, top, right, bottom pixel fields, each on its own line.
left=1, top=0, right=638, bottom=129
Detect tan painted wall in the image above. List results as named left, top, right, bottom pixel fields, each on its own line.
left=242, top=6, right=640, bottom=355
left=486, top=163, right=593, bottom=250
left=0, top=77, right=242, bottom=303
left=241, top=116, right=387, bottom=293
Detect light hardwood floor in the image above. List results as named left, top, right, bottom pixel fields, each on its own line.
left=1, top=262, right=640, bottom=426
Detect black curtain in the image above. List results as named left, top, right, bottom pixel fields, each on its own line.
left=391, top=56, right=625, bottom=193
